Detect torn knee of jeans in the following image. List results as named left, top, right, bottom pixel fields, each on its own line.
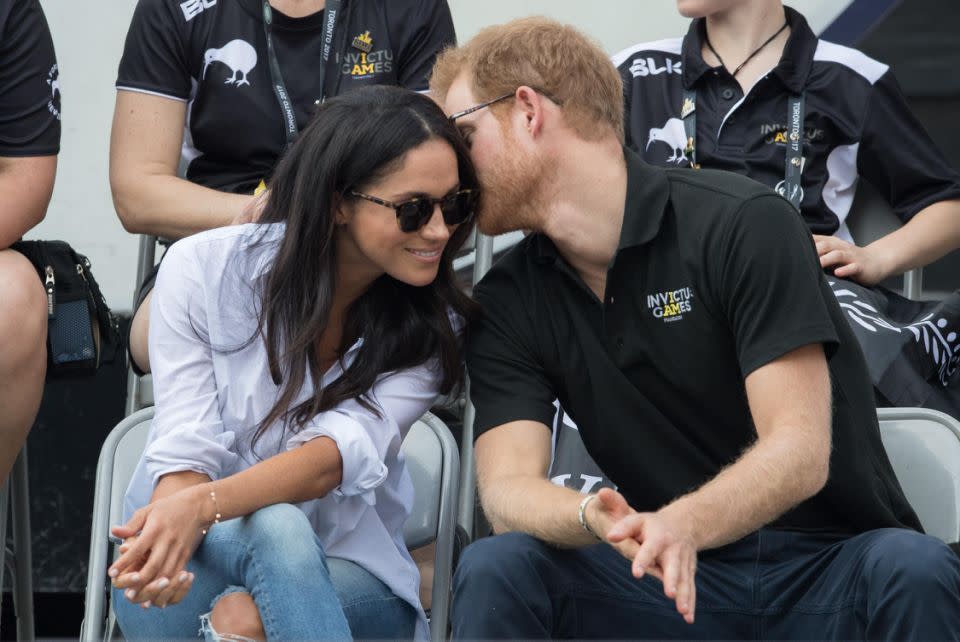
left=200, top=586, right=259, bottom=642
left=199, top=611, right=262, bottom=642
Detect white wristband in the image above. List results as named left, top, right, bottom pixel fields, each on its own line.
left=578, top=493, right=601, bottom=540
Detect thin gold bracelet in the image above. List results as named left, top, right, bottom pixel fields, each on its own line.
left=200, top=483, right=222, bottom=536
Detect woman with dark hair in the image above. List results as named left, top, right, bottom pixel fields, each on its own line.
left=107, top=85, right=479, bottom=641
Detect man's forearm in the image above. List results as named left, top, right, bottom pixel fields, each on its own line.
left=482, top=475, right=601, bottom=548
left=866, top=199, right=960, bottom=279
left=480, top=477, right=598, bottom=548
left=659, top=427, right=829, bottom=552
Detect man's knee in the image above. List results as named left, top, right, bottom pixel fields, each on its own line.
left=454, top=532, right=551, bottom=594
left=864, top=529, right=960, bottom=598
left=209, top=591, right=265, bottom=641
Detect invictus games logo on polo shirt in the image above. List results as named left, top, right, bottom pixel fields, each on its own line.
left=343, top=31, right=392, bottom=79
left=647, top=287, right=694, bottom=323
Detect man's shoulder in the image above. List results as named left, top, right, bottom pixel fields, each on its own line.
left=663, top=167, right=777, bottom=213
left=611, top=37, right=684, bottom=70
left=474, top=235, right=541, bottom=300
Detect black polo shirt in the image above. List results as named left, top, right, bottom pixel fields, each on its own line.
left=613, top=7, right=960, bottom=237
left=117, top=0, right=454, bottom=193
left=0, top=0, right=60, bottom=157
left=468, top=148, right=922, bottom=536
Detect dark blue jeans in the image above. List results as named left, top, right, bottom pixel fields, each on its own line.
left=452, top=528, right=960, bottom=640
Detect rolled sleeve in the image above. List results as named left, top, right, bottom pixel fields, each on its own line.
left=286, top=360, right=443, bottom=504
left=145, top=240, right=239, bottom=485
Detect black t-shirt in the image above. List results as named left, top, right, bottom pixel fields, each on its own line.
left=467, top=148, right=922, bottom=536
left=613, top=7, right=960, bottom=237
left=117, top=0, right=455, bottom=193
left=0, top=0, right=60, bottom=156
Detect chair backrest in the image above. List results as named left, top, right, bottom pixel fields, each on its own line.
left=878, top=407, right=960, bottom=543
left=402, top=418, right=444, bottom=549
left=83, top=408, right=460, bottom=642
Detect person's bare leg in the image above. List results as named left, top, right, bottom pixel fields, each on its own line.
left=412, top=542, right=436, bottom=610
left=129, top=290, right=152, bottom=374
left=0, top=249, right=47, bottom=480
left=209, top=592, right=266, bottom=641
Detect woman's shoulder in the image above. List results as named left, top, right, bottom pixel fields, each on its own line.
left=164, top=224, right=284, bottom=278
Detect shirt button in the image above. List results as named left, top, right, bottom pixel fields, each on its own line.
left=721, top=88, right=735, bottom=100
left=616, top=337, right=624, bottom=349
left=608, top=296, right=615, bottom=304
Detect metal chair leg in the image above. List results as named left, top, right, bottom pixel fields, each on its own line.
left=0, top=480, right=8, bottom=634
left=11, top=448, right=34, bottom=642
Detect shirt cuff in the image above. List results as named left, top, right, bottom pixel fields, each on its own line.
left=144, top=427, right=238, bottom=486
left=286, top=411, right=389, bottom=505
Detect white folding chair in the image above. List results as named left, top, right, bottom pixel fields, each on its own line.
left=81, top=407, right=460, bottom=642
left=124, top=235, right=160, bottom=415
left=878, top=407, right=960, bottom=543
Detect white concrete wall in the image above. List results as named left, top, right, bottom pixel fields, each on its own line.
left=33, top=0, right=844, bottom=311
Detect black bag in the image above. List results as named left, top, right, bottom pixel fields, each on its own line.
left=11, top=240, right=121, bottom=377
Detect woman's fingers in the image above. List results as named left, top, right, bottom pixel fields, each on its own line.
left=154, top=571, right=195, bottom=608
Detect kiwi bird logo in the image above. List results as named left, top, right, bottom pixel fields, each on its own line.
left=647, top=118, right=688, bottom=164
left=48, top=77, right=60, bottom=99
left=203, top=39, right=258, bottom=87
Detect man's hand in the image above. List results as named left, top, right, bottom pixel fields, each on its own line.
left=598, top=493, right=698, bottom=624
left=813, top=234, right=889, bottom=285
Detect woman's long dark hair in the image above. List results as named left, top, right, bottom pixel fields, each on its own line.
left=248, top=85, right=479, bottom=446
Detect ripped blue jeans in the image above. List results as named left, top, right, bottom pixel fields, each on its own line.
left=113, top=504, right=416, bottom=641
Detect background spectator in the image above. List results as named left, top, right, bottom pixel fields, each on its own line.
left=0, top=0, right=59, bottom=480
left=111, top=0, right=456, bottom=374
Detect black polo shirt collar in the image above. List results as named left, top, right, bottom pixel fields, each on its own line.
left=533, top=149, right=671, bottom=264
left=681, top=6, right=818, bottom=95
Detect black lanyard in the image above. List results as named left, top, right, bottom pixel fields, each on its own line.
left=262, top=0, right=341, bottom=146
left=681, top=88, right=806, bottom=211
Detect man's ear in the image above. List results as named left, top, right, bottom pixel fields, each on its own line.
left=514, top=85, right=547, bottom=137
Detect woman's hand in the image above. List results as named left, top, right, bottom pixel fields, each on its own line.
left=813, top=234, right=890, bottom=285
left=109, top=484, right=212, bottom=606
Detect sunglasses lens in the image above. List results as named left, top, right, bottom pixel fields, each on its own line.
left=441, top=191, right=477, bottom=225
left=397, top=200, right=434, bottom=233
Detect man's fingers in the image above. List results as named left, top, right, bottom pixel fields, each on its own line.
left=596, top=488, right=630, bottom=517
left=662, top=546, right=682, bottom=599
left=607, top=513, right=646, bottom=542
left=631, top=535, right=664, bottom=579
left=686, top=552, right=697, bottom=624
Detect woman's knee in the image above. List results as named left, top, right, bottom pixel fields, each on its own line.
left=208, top=591, right=265, bottom=642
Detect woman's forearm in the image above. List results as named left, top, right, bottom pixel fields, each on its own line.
left=161, top=437, right=344, bottom=526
